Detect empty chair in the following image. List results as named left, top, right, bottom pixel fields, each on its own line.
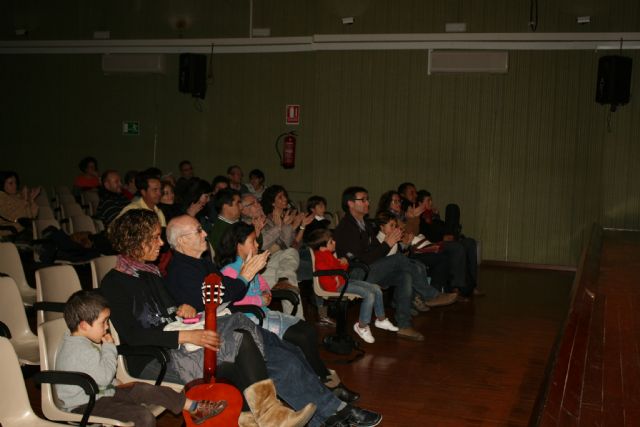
left=0, top=337, right=61, bottom=427
left=60, top=201, right=84, bottom=219
left=90, top=255, right=117, bottom=289
left=94, top=218, right=105, bottom=233
left=81, top=191, right=100, bottom=216
left=70, top=214, right=96, bottom=234
left=38, top=318, right=168, bottom=426
left=0, top=276, right=39, bottom=365
left=35, top=265, right=82, bottom=324
left=37, top=205, right=56, bottom=220
left=0, top=242, right=36, bottom=306
left=33, top=218, right=61, bottom=240
left=35, top=188, right=52, bottom=207
left=55, top=186, right=72, bottom=196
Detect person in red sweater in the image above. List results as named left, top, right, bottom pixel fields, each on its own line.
left=306, top=229, right=398, bottom=344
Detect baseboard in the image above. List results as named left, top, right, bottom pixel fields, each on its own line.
left=481, top=260, right=577, bottom=272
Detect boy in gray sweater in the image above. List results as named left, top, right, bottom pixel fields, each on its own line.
left=55, top=290, right=225, bottom=427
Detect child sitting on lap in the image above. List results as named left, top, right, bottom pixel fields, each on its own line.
left=55, top=290, right=224, bottom=427
left=306, top=229, right=398, bottom=344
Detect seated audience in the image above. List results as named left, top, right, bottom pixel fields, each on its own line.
left=205, top=220, right=359, bottom=402
left=374, top=211, right=454, bottom=305
left=0, top=170, right=39, bottom=238
left=334, top=186, right=455, bottom=342
left=121, top=170, right=138, bottom=200
left=208, top=188, right=242, bottom=250
left=246, top=169, right=267, bottom=200
left=227, top=165, right=249, bottom=193
left=118, top=169, right=166, bottom=226
left=178, top=160, right=194, bottom=181
left=176, top=178, right=213, bottom=228
left=56, top=290, right=223, bottom=426
left=303, top=195, right=332, bottom=240
left=417, top=190, right=481, bottom=298
left=306, top=228, right=398, bottom=344
left=103, top=209, right=380, bottom=427
left=207, top=175, right=231, bottom=219
left=73, top=156, right=100, bottom=192
left=95, top=170, right=130, bottom=226
left=260, top=185, right=313, bottom=318
left=157, top=180, right=182, bottom=223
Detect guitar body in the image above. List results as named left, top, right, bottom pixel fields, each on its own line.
left=183, top=273, right=243, bottom=426
left=183, top=382, right=243, bottom=426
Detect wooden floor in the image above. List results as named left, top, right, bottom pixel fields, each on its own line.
left=536, top=228, right=640, bottom=426
left=22, top=265, right=574, bottom=427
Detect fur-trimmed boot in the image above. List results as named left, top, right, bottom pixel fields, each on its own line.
left=238, top=411, right=259, bottom=427
left=244, top=379, right=316, bottom=427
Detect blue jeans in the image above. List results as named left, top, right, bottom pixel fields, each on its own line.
left=339, top=280, right=384, bottom=325
left=351, top=254, right=440, bottom=328
left=260, top=329, right=342, bottom=427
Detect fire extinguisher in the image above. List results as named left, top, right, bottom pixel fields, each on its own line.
left=275, top=131, right=296, bottom=169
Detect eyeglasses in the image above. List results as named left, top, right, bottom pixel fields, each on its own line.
left=242, top=201, right=256, bottom=208
left=354, top=197, right=370, bottom=203
left=180, top=226, right=204, bottom=237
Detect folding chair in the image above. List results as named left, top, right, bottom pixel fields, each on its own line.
left=90, top=255, right=117, bottom=289
left=0, top=275, right=39, bottom=365
left=70, top=214, right=97, bottom=234
left=33, top=218, right=61, bottom=240
left=0, top=242, right=36, bottom=306
left=309, top=249, right=364, bottom=358
left=35, top=265, right=82, bottom=324
left=38, top=318, right=169, bottom=426
left=0, top=337, right=61, bottom=427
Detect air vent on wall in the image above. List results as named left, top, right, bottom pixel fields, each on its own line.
left=428, top=50, right=509, bottom=74
left=101, top=54, right=167, bottom=74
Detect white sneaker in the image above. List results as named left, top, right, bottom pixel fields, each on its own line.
left=374, top=318, right=399, bottom=332
left=353, top=322, right=375, bottom=343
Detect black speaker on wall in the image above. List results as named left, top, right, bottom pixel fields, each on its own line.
left=595, top=55, right=632, bottom=110
left=179, top=53, right=207, bottom=99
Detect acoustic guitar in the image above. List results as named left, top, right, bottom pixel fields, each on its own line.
left=183, top=273, right=243, bottom=426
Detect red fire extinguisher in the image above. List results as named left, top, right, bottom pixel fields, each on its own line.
left=275, top=131, right=296, bottom=169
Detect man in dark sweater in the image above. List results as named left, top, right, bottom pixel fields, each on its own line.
left=207, top=189, right=242, bottom=253
left=334, top=186, right=453, bottom=342
left=95, top=170, right=130, bottom=226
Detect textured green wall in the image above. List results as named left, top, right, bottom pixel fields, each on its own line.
left=1, top=0, right=639, bottom=265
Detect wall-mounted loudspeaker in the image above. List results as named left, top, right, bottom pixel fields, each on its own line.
left=595, top=55, right=632, bottom=110
left=179, top=53, right=207, bottom=99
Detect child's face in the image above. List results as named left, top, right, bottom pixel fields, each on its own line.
left=380, top=219, right=398, bottom=236
left=311, top=202, right=326, bottom=217
left=323, top=238, right=336, bottom=253
left=238, top=232, right=260, bottom=259
left=81, top=308, right=110, bottom=344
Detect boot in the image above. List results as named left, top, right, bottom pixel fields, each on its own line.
left=238, top=411, right=259, bottom=427
left=244, top=379, right=316, bottom=427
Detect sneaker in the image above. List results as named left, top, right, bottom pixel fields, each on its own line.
left=412, top=295, right=431, bottom=312
left=397, top=327, right=425, bottom=341
left=190, top=400, right=227, bottom=424
left=317, top=306, right=337, bottom=327
left=424, top=292, right=457, bottom=308
left=318, top=315, right=337, bottom=327
left=353, top=322, right=375, bottom=343
left=374, top=318, right=399, bottom=332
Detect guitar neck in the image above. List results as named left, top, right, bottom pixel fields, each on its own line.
left=203, top=298, right=218, bottom=383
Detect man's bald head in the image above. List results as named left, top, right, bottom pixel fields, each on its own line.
left=166, top=215, right=209, bottom=258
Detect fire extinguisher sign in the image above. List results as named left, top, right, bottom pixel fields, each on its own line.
left=285, top=105, right=300, bottom=125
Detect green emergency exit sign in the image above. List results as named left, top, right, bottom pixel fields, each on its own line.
left=122, top=121, right=140, bottom=136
